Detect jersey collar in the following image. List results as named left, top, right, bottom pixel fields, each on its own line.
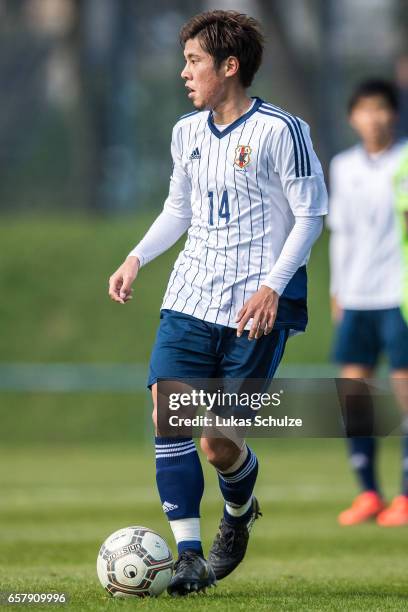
left=207, top=97, right=263, bottom=139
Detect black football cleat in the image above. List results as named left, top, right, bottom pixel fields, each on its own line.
left=208, top=497, right=262, bottom=580
left=167, top=550, right=217, bottom=596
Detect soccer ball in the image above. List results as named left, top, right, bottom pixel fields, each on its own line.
left=97, top=526, right=173, bottom=598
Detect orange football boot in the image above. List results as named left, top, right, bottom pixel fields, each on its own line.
left=338, top=491, right=385, bottom=525
left=376, top=495, right=408, bottom=526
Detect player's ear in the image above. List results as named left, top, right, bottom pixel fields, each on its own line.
left=224, top=56, right=239, bottom=79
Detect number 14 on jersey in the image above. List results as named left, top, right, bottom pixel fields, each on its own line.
left=208, top=190, right=230, bottom=226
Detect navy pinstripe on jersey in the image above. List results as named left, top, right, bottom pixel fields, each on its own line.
left=161, top=97, right=327, bottom=331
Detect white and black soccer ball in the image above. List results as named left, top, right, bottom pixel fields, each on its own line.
left=97, top=526, right=173, bottom=598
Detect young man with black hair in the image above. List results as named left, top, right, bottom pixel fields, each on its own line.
left=328, top=79, right=408, bottom=527
left=109, top=10, right=327, bottom=594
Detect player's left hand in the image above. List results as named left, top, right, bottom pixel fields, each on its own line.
left=236, top=285, right=279, bottom=340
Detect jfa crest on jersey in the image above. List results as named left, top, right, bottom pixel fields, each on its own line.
left=161, top=97, right=328, bottom=331
left=234, top=145, right=251, bottom=169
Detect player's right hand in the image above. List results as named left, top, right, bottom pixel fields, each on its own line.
left=108, top=256, right=140, bottom=304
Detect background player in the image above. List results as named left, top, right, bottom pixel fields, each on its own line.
left=109, top=10, right=328, bottom=594
left=328, top=79, right=408, bottom=526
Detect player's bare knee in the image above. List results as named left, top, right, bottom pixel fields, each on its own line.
left=200, top=437, right=239, bottom=470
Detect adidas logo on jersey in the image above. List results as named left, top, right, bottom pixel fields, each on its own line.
left=189, top=147, right=201, bottom=160
left=162, top=501, right=179, bottom=513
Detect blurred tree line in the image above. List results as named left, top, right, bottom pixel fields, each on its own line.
left=0, top=0, right=406, bottom=215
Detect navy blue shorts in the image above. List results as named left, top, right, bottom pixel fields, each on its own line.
left=333, top=308, right=408, bottom=369
left=148, top=309, right=288, bottom=388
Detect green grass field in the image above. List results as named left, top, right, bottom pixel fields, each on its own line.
left=1, top=438, right=407, bottom=611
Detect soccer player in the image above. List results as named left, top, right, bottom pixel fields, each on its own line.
left=109, top=10, right=328, bottom=594
left=328, top=79, right=408, bottom=526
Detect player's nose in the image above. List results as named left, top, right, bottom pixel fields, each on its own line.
left=181, top=64, right=190, bottom=80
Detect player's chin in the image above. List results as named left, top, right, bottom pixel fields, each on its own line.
left=191, top=98, right=205, bottom=110
left=189, top=93, right=206, bottom=110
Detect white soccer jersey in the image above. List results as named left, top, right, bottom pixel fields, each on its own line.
left=160, top=97, right=328, bottom=330
left=328, top=140, right=408, bottom=310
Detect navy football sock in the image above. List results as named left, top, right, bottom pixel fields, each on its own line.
left=348, top=437, right=379, bottom=493
left=401, top=435, right=408, bottom=497
left=155, top=437, right=204, bottom=555
left=217, top=446, right=258, bottom=524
